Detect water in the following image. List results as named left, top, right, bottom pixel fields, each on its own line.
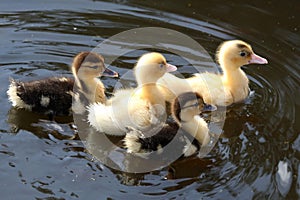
left=0, top=0, right=299, bottom=199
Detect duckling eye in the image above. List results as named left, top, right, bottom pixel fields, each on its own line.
left=192, top=102, right=199, bottom=107
left=182, top=102, right=199, bottom=109
left=159, top=63, right=164, bottom=68
left=89, top=65, right=98, bottom=69
left=240, top=51, right=247, bottom=57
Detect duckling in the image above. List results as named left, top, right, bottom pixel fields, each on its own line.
left=88, top=52, right=177, bottom=136
left=7, top=52, right=118, bottom=119
left=123, top=92, right=215, bottom=157
left=158, top=40, right=268, bottom=106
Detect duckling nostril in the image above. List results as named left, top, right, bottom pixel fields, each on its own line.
left=202, top=104, right=217, bottom=112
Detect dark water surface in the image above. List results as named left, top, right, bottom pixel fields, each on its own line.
left=0, top=0, right=299, bottom=199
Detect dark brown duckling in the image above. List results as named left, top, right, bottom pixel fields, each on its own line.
left=123, top=92, right=216, bottom=157
left=7, top=52, right=118, bottom=119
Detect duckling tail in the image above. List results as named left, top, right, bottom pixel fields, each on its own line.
left=7, top=79, right=27, bottom=108
left=123, top=126, right=143, bottom=153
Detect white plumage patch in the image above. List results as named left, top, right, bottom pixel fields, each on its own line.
left=87, top=103, right=105, bottom=133
left=87, top=102, right=127, bottom=136
left=40, top=95, right=50, bottom=107
left=182, top=136, right=197, bottom=157
left=58, top=77, right=68, bottom=82
left=7, top=81, right=32, bottom=110
left=123, top=127, right=142, bottom=153
left=156, top=144, right=164, bottom=154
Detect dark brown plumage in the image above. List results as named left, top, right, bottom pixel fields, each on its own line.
left=10, top=77, right=74, bottom=118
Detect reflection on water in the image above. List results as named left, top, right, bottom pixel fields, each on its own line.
left=0, top=0, right=299, bottom=199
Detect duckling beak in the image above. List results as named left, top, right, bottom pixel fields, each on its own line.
left=202, top=103, right=217, bottom=112
left=248, top=53, right=268, bottom=64
left=102, top=68, right=119, bottom=78
left=166, top=63, right=177, bottom=72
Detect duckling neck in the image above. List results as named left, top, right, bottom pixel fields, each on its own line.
left=222, top=65, right=249, bottom=101
left=75, top=76, right=105, bottom=103
left=222, top=67, right=248, bottom=84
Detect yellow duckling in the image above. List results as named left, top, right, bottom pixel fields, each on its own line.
left=124, top=92, right=215, bottom=157
left=7, top=52, right=118, bottom=119
left=88, top=52, right=177, bottom=136
left=158, top=40, right=268, bottom=106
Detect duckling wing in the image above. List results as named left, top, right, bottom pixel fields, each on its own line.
left=187, top=73, right=233, bottom=106
left=158, top=72, right=233, bottom=106
left=113, top=89, right=166, bottom=129
left=124, top=123, right=201, bottom=158
left=88, top=89, right=156, bottom=136
left=124, top=123, right=179, bottom=154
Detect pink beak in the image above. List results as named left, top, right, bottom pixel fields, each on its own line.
left=248, top=53, right=268, bottom=64
left=166, top=63, right=177, bottom=72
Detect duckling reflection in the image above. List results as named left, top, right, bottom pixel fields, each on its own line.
left=166, top=156, right=213, bottom=179
left=7, top=107, right=75, bottom=140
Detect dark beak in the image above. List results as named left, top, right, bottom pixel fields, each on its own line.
left=202, top=103, right=217, bottom=112
left=102, top=68, right=119, bottom=78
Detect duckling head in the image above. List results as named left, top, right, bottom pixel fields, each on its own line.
left=172, top=92, right=214, bottom=123
left=134, top=52, right=177, bottom=85
left=216, top=40, right=268, bottom=71
left=72, top=52, right=118, bottom=80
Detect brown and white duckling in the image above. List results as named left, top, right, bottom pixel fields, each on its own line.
left=123, top=92, right=215, bottom=157
left=88, top=52, right=177, bottom=136
left=7, top=52, right=118, bottom=119
left=158, top=40, right=268, bottom=106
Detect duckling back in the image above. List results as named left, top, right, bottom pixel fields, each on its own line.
left=187, top=72, right=233, bottom=106
left=7, top=77, right=74, bottom=117
left=88, top=88, right=166, bottom=136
